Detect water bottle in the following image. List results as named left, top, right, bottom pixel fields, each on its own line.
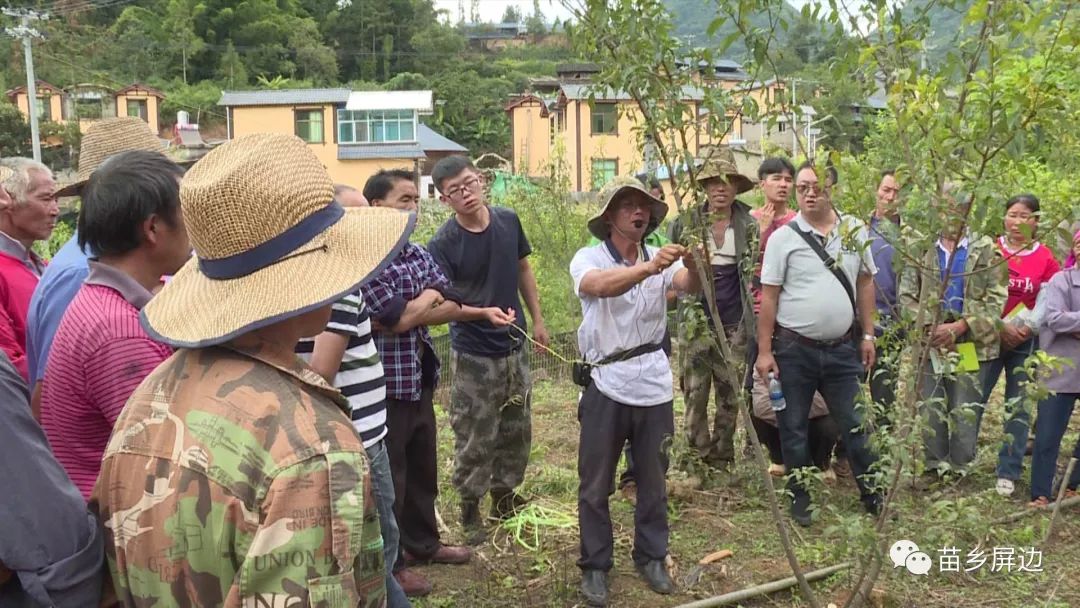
left=768, top=372, right=786, bottom=412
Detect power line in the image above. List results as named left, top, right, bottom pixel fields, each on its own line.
left=36, top=49, right=229, bottom=120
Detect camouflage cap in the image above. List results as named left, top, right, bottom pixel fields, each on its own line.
left=695, top=146, right=754, bottom=194
left=587, top=175, right=668, bottom=240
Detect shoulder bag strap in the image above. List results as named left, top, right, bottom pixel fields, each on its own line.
left=786, top=219, right=857, bottom=317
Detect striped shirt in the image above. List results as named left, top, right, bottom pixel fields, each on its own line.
left=40, top=262, right=172, bottom=500
left=296, top=293, right=387, bottom=448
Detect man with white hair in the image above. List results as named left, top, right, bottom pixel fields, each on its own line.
left=0, top=159, right=58, bottom=380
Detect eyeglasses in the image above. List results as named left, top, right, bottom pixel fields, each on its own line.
left=444, top=176, right=483, bottom=200
left=795, top=183, right=822, bottom=195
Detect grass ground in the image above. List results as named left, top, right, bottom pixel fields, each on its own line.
left=407, top=379, right=1080, bottom=608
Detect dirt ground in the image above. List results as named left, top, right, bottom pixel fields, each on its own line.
left=409, top=381, right=1080, bottom=608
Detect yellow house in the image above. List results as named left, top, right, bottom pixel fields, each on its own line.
left=5, top=81, right=65, bottom=127
left=6, top=81, right=166, bottom=136
left=507, top=83, right=711, bottom=192
left=114, top=84, right=165, bottom=135
left=219, top=88, right=466, bottom=191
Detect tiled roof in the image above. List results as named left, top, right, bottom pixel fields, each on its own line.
left=218, top=88, right=351, bottom=106
left=337, top=143, right=426, bottom=160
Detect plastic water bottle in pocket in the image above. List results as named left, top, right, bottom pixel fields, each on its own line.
left=768, top=372, right=786, bottom=412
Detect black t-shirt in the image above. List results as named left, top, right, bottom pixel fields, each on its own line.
left=427, top=205, right=531, bottom=356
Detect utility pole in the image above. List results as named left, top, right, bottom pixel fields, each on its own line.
left=4, top=8, right=48, bottom=163
left=790, top=78, right=798, bottom=157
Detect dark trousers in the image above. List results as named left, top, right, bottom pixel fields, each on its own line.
left=1030, top=392, right=1080, bottom=500
left=385, top=388, right=441, bottom=568
left=577, top=383, right=673, bottom=572
left=750, top=413, right=839, bottom=469
left=773, top=335, right=879, bottom=502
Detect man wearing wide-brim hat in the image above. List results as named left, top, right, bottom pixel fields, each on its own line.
left=571, top=176, right=700, bottom=606
left=26, top=116, right=188, bottom=417
left=667, top=145, right=761, bottom=472
left=90, top=132, right=415, bottom=606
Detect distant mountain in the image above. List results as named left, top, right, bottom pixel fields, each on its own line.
left=664, top=0, right=815, bottom=60
left=664, top=0, right=974, bottom=66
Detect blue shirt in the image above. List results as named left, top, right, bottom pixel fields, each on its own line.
left=869, top=216, right=899, bottom=319
left=0, top=350, right=104, bottom=607
left=937, top=238, right=969, bottom=315
left=25, top=233, right=90, bottom=386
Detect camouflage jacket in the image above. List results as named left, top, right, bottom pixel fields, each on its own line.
left=91, top=340, right=386, bottom=608
left=898, top=233, right=1007, bottom=361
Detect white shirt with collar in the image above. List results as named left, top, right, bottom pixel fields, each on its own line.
left=570, top=240, right=683, bottom=407
left=761, top=212, right=877, bottom=341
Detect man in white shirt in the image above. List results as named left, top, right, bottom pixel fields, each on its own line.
left=570, top=176, right=700, bottom=606
left=754, top=163, right=883, bottom=527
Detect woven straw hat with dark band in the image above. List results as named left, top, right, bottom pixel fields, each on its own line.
left=140, top=132, right=415, bottom=348
left=56, top=117, right=169, bottom=197
left=695, top=145, right=755, bottom=194
left=587, top=175, right=669, bottom=240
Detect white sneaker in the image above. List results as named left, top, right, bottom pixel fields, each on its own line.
left=996, top=478, right=1015, bottom=496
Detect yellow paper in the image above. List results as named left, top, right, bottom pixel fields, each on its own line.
left=956, top=342, right=980, bottom=373
left=1005, top=302, right=1030, bottom=319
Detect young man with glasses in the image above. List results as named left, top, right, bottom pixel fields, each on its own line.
left=754, top=163, right=883, bottom=527
left=426, top=156, right=548, bottom=544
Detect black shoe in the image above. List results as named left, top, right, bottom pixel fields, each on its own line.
left=790, top=494, right=812, bottom=527
left=862, top=493, right=883, bottom=517
left=490, top=488, right=529, bottom=520
left=580, top=569, right=608, bottom=606
left=460, top=500, right=485, bottom=545
left=635, top=559, right=674, bottom=595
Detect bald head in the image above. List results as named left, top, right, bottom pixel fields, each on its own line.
left=333, top=184, right=368, bottom=208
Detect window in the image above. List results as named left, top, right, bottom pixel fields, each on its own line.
left=337, top=109, right=416, bottom=144
left=591, top=158, right=617, bottom=189
left=590, top=103, right=617, bottom=135
left=294, top=109, right=325, bottom=143
left=777, top=121, right=786, bottom=133
left=35, top=96, right=51, bottom=122
left=127, top=99, right=148, bottom=122
left=75, top=98, right=103, bottom=120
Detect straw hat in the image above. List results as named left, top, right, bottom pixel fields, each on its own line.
left=0, top=164, right=12, bottom=184
left=587, top=176, right=668, bottom=240
left=140, top=132, right=415, bottom=348
left=695, top=146, right=754, bottom=194
left=56, top=117, right=170, bottom=197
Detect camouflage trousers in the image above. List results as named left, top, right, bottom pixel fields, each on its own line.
left=448, top=348, right=533, bottom=501
left=681, top=325, right=747, bottom=466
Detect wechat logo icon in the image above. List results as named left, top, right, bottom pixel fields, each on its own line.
left=890, top=539, right=933, bottom=576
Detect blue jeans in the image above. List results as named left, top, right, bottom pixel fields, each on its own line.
left=366, top=439, right=412, bottom=608
left=981, top=336, right=1037, bottom=480
left=772, top=336, right=879, bottom=503
left=1030, top=392, right=1080, bottom=500
left=920, top=361, right=991, bottom=471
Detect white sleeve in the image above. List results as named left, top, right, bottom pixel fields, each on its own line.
left=663, top=258, right=686, bottom=292
left=570, top=247, right=601, bottom=297
left=859, top=226, right=879, bottom=276
left=760, top=228, right=788, bottom=286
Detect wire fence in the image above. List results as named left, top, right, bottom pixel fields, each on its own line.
left=429, top=330, right=580, bottom=403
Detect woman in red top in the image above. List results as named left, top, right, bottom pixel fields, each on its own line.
left=983, top=194, right=1060, bottom=497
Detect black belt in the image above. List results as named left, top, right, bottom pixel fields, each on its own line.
left=774, top=326, right=852, bottom=349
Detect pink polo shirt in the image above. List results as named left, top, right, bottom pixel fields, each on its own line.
left=40, top=261, right=172, bottom=499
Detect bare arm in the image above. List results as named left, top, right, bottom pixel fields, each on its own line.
left=753, top=284, right=782, bottom=381
left=518, top=258, right=546, bottom=329
left=386, top=289, right=444, bottom=333
left=578, top=263, right=657, bottom=298
left=857, top=272, right=876, bottom=337
left=308, top=331, right=349, bottom=383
